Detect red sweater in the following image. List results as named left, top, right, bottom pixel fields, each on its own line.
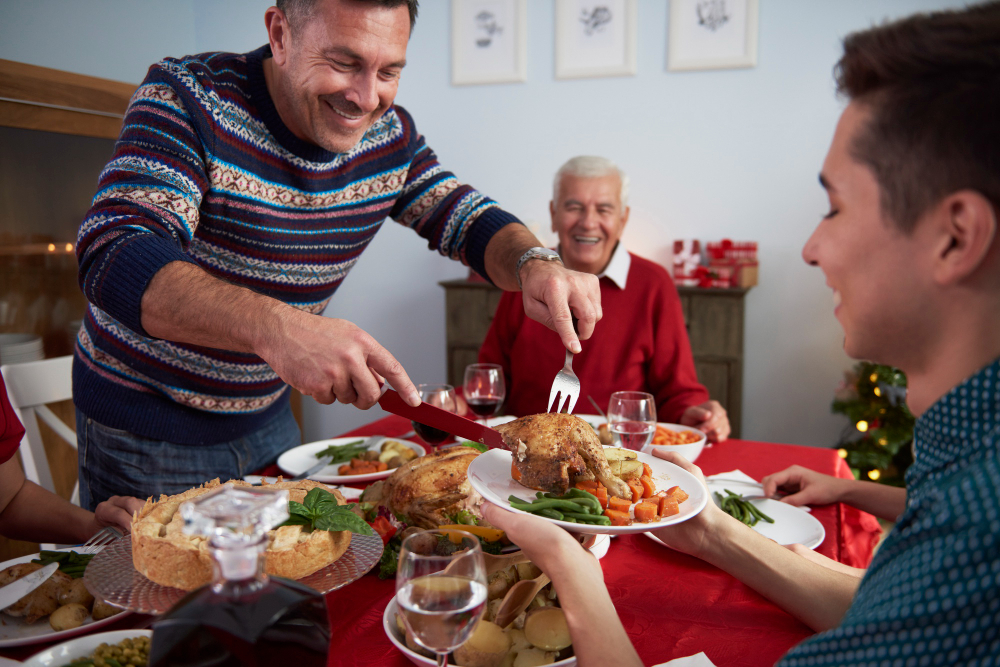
left=1, top=374, right=26, bottom=465
left=479, top=253, right=709, bottom=422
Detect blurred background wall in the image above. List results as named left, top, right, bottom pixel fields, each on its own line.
left=0, top=0, right=966, bottom=446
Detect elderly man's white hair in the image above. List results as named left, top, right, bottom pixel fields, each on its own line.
left=552, top=156, right=630, bottom=208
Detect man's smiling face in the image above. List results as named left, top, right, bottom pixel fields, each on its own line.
left=267, top=0, right=410, bottom=154
left=550, top=173, right=630, bottom=275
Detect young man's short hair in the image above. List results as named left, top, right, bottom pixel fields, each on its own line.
left=835, top=1, right=1000, bottom=233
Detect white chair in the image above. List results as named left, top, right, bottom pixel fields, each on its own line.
left=1, top=356, right=79, bottom=508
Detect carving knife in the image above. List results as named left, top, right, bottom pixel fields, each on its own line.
left=0, top=562, right=59, bottom=610
left=378, top=385, right=506, bottom=450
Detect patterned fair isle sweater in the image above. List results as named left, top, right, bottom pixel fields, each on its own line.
left=73, top=46, right=518, bottom=445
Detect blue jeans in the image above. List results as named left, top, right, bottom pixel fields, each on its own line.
left=76, top=405, right=301, bottom=511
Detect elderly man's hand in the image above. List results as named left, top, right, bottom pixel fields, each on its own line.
left=681, top=400, right=730, bottom=443
left=519, top=260, right=602, bottom=353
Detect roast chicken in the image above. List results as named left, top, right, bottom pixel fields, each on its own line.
left=0, top=562, right=74, bottom=624
left=364, top=447, right=483, bottom=528
left=497, top=413, right=632, bottom=499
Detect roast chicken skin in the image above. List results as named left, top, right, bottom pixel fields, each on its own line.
left=497, top=413, right=632, bottom=499
left=0, top=562, right=74, bottom=624
left=364, top=447, right=483, bottom=528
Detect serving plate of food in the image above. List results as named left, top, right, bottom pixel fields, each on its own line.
left=467, top=414, right=708, bottom=535
left=84, top=479, right=383, bottom=615
left=277, top=436, right=426, bottom=483
left=20, top=629, right=151, bottom=667
left=0, top=549, right=129, bottom=648
left=572, top=415, right=707, bottom=462
left=384, top=556, right=577, bottom=667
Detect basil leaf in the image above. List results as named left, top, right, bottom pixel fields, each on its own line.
left=314, top=507, right=375, bottom=536
left=303, top=487, right=338, bottom=515
left=287, top=500, right=313, bottom=519
left=280, top=513, right=313, bottom=528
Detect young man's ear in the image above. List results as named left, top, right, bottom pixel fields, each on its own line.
left=933, top=190, right=997, bottom=285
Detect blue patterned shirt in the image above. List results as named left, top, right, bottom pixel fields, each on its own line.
left=779, top=358, right=1000, bottom=666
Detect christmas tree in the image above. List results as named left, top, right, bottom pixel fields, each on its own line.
left=831, top=361, right=914, bottom=486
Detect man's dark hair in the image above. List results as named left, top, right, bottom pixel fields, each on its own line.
left=277, top=0, right=418, bottom=33
left=834, top=1, right=1000, bottom=233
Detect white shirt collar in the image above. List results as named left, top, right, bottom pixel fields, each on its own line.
left=556, top=241, right=630, bottom=289
left=598, top=242, right=630, bottom=290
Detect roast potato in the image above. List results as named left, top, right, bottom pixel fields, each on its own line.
left=49, top=603, right=88, bottom=631
left=512, top=648, right=557, bottom=667
left=523, top=607, right=572, bottom=652
left=453, top=620, right=511, bottom=667
left=91, top=598, right=123, bottom=620
left=57, top=578, right=95, bottom=608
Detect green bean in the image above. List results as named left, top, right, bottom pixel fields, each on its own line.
left=536, top=508, right=565, bottom=520
left=560, top=512, right=612, bottom=525
left=508, top=497, right=586, bottom=514
left=746, top=502, right=775, bottom=524
left=544, top=489, right=602, bottom=514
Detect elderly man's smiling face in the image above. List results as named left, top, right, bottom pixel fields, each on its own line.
left=550, top=173, right=630, bottom=275
left=265, top=0, right=410, bottom=154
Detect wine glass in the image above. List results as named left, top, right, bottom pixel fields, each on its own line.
left=463, top=363, right=506, bottom=425
left=607, top=391, right=657, bottom=451
left=395, top=529, right=488, bottom=667
left=412, top=384, right=458, bottom=448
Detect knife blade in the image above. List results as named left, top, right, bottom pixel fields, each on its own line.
left=378, top=386, right=506, bottom=450
left=0, top=561, right=59, bottom=610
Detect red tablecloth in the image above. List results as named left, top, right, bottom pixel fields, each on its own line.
left=1, top=417, right=882, bottom=666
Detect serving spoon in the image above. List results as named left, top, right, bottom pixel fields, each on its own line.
left=494, top=573, right=551, bottom=629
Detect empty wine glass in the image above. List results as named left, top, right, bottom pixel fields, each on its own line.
left=607, top=391, right=657, bottom=451
left=412, top=384, right=458, bottom=448
left=396, top=529, right=488, bottom=667
left=463, top=363, right=506, bottom=425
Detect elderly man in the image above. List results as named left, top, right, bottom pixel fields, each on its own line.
left=484, top=3, right=1000, bottom=666
left=72, top=0, right=600, bottom=509
left=479, top=156, right=730, bottom=441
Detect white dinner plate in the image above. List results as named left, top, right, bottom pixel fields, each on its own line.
left=645, top=480, right=826, bottom=550
left=20, top=629, right=152, bottom=666
left=384, top=597, right=575, bottom=667
left=467, top=448, right=708, bottom=535
left=277, top=436, right=425, bottom=483
left=0, top=550, right=131, bottom=648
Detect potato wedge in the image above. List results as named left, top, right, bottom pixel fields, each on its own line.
left=618, top=460, right=644, bottom=481
left=91, top=598, right=123, bottom=621
left=603, top=447, right=638, bottom=462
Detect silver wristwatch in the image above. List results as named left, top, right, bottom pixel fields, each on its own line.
left=515, top=247, right=563, bottom=290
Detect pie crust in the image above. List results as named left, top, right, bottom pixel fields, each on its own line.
left=130, top=478, right=352, bottom=591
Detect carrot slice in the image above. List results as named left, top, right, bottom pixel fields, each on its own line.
left=593, top=486, right=609, bottom=510
left=575, top=480, right=599, bottom=491
left=376, top=461, right=388, bottom=472
left=666, top=486, right=689, bottom=503
left=659, top=496, right=680, bottom=517
left=639, top=475, right=657, bottom=498
left=511, top=461, right=522, bottom=481
left=642, top=462, right=653, bottom=478
left=338, top=464, right=352, bottom=475
left=608, top=496, right=632, bottom=513
left=634, top=502, right=658, bottom=523
left=603, top=508, right=633, bottom=526
left=627, top=479, right=645, bottom=503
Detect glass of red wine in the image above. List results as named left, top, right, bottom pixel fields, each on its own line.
left=412, top=384, right=459, bottom=448
left=463, top=363, right=506, bottom=426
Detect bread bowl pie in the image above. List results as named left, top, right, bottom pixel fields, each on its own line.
left=131, top=478, right=351, bottom=591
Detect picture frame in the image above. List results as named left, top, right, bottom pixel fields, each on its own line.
left=555, top=0, right=638, bottom=80
left=451, top=0, right=528, bottom=86
left=667, top=0, right=759, bottom=71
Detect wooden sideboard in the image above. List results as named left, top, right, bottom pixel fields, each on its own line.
left=439, top=279, right=750, bottom=438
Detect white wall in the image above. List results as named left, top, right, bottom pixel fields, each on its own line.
left=1, top=0, right=966, bottom=446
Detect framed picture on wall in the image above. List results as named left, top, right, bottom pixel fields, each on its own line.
left=451, top=0, right=527, bottom=85
left=555, top=0, right=638, bottom=79
left=667, top=0, right=759, bottom=71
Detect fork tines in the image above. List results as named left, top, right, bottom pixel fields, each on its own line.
left=81, top=526, right=123, bottom=554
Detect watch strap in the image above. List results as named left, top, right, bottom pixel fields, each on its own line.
left=515, top=247, right=562, bottom=290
